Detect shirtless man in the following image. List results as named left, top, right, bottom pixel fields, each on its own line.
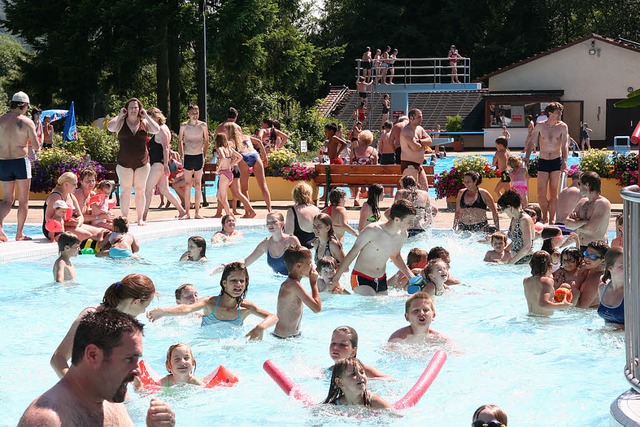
left=215, top=107, right=242, bottom=135
left=361, top=47, right=372, bottom=83
left=400, top=108, right=432, bottom=189
left=525, top=102, right=569, bottom=223
left=324, top=123, right=348, bottom=164
left=273, top=246, right=322, bottom=339
left=178, top=104, right=209, bottom=219
left=555, top=171, right=584, bottom=229
left=563, top=171, right=611, bottom=247
left=334, top=199, right=416, bottom=296
left=0, top=92, right=39, bottom=242
left=18, top=309, right=175, bottom=427
left=389, top=115, right=408, bottom=164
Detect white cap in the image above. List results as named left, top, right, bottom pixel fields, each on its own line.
left=53, top=200, right=70, bottom=210
left=11, top=91, right=30, bottom=104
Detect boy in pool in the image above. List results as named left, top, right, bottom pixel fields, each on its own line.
left=334, top=200, right=417, bottom=295
left=272, top=246, right=322, bottom=339
left=523, top=251, right=572, bottom=316
left=53, top=232, right=80, bottom=283
left=388, top=292, right=448, bottom=344
left=483, top=232, right=512, bottom=263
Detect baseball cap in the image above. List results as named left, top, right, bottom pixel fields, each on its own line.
left=11, top=91, right=30, bottom=104
left=53, top=200, right=70, bottom=210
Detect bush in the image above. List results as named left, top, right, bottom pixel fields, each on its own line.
left=434, top=155, right=496, bottom=199
left=579, top=149, right=612, bottom=178
left=78, top=125, right=119, bottom=164
left=265, top=149, right=297, bottom=174
left=611, top=152, right=638, bottom=186
left=31, top=148, right=106, bottom=193
left=528, top=157, right=539, bottom=177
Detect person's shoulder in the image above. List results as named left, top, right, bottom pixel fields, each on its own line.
left=388, top=326, right=410, bottom=342
left=595, top=195, right=612, bottom=207
left=19, top=401, right=63, bottom=427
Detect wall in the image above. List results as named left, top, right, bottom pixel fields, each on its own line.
left=488, top=38, right=640, bottom=144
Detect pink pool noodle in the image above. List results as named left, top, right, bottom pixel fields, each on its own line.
left=392, top=350, right=447, bottom=409
left=263, top=360, right=314, bottom=405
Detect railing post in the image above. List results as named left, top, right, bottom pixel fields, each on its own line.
left=621, top=185, right=640, bottom=392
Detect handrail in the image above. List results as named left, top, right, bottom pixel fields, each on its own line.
left=355, top=57, right=472, bottom=85
left=621, top=185, right=640, bottom=392
left=322, top=85, right=350, bottom=117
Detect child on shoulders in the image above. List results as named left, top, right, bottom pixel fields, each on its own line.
left=388, top=292, right=448, bottom=344
left=484, top=231, right=511, bottom=263
left=523, top=251, right=572, bottom=316
left=272, top=245, right=322, bottom=339
left=323, top=357, right=392, bottom=409
left=53, top=232, right=80, bottom=283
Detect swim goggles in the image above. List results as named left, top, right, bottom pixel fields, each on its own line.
left=582, top=250, right=603, bottom=260
left=471, top=421, right=506, bottom=427
left=407, top=275, right=426, bottom=294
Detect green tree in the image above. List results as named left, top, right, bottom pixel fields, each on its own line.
left=0, top=32, right=28, bottom=111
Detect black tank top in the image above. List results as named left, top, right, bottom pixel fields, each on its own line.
left=148, top=135, right=164, bottom=165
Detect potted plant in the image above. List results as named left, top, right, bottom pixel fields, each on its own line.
left=250, top=148, right=318, bottom=201
left=434, top=155, right=497, bottom=208
left=445, top=115, right=464, bottom=152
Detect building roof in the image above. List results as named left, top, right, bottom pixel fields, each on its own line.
left=475, top=34, right=640, bottom=83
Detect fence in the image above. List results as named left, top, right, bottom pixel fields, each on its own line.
left=622, top=185, right=640, bottom=392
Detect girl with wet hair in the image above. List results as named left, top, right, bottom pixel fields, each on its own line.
left=323, top=357, right=392, bottom=408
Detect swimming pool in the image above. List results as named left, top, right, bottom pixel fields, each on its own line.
left=1, top=227, right=625, bottom=426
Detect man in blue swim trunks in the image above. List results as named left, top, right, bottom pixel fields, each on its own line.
left=525, top=102, right=568, bottom=224
left=0, top=91, right=40, bottom=242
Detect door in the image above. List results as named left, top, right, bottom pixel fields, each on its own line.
left=606, top=99, right=640, bottom=145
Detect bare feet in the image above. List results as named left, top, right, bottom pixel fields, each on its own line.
left=178, top=213, right=190, bottom=220
left=0, top=229, right=7, bottom=242
left=242, top=211, right=257, bottom=219
left=194, top=214, right=204, bottom=219
left=137, top=220, right=146, bottom=226
left=16, top=234, right=33, bottom=241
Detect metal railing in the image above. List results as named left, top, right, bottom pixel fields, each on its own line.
left=321, top=85, right=350, bottom=117
left=355, top=57, right=471, bottom=85
left=622, top=185, right=640, bottom=392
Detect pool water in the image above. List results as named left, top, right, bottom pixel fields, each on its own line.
left=1, top=228, right=625, bottom=426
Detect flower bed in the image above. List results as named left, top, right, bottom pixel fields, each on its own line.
left=31, top=148, right=106, bottom=193
left=434, top=155, right=497, bottom=199
left=264, top=148, right=317, bottom=182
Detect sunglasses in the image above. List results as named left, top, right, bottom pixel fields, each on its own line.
left=583, top=250, right=603, bottom=260
left=407, top=275, right=426, bottom=294
left=472, top=421, right=506, bottom=427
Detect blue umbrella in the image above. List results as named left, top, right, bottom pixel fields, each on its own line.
left=40, top=109, right=68, bottom=123
left=63, top=101, right=77, bottom=141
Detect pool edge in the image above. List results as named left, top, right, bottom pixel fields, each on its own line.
left=610, top=389, right=640, bottom=426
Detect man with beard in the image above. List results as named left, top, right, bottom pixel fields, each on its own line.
left=18, top=309, right=175, bottom=427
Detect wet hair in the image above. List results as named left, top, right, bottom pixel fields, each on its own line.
left=328, top=188, right=346, bottom=205
left=221, top=214, right=236, bottom=227
left=472, top=404, right=508, bottom=425
left=401, top=175, right=418, bottom=189
left=219, top=262, right=249, bottom=306
left=408, top=108, right=421, bottom=119
left=407, top=248, right=428, bottom=268
left=580, top=171, right=601, bottom=193
left=586, top=240, right=610, bottom=258
left=382, top=120, right=393, bottom=130
left=102, top=274, right=155, bottom=309
left=227, top=107, right=238, bottom=119
left=215, top=133, right=229, bottom=149
left=324, top=357, right=370, bottom=406
left=497, top=189, right=521, bottom=209
left=283, top=245, right=312, bottom=272
left=427, top=246, right=450, bottom=262
left=540, top=226, right=562, bottom=254
left=526, top=204, right=542, bottom=221
left=325, top=123, right=338, bottom=134
left=57, top=171, right=78, bottom=186
left=267, top=211, right=285, bottom=224
left=113, top=216, right=129, bottom=233
left=147, top=107, right=166, bottom=125
left=560, top=247, right=582, bottom=266
left=57, top=232, right=80, bottom=252
left=188, top=235, right=207, bottom=258
left=389, top=199, right=416, bottom=220
left=601, top=247, right=623, bottom=282
left=464, top=170, right=482, bottom=185
left=314, top=212, right=338, bottom=242
left=495, top=136, right=508, bottom=148
left=544, top=101, right=563, bottom=115
left=292, top=182, right=314, bottom=205
left=80, top=168, right=97, bottom=180
left=365, top=184, right=384, bottom=221
left=507, top=155, right=522, bottom=169
left=358, top=130, right=373, bottom=145
left=491, top=231, right=508, bottom=244
left=405, top=291, right=435, bottom=313
left=175, top=284, right=196, bottom=301
left=71, top=309, right=144, bottom=366
left=529, top=250, right=551, bottom=276
left=96, top=180, right=113, bottom=192
left=332, top=326, right=358, bottom=348
left=165, top=342, right=196, bottom=374
left=317, top=256, right=337, bottom=272
left=425, top=259, right=447, bottom=279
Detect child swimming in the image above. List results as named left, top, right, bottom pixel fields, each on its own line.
left=328, top=326, right=390, bottom=379
left=388, top=292, right=448, bottom=344
left=409, top=259, right=449, bottom=296
left=179, top=236, right=208, bottom=262
left=159, top=343, right=205, bottom=386
left=323, top=357, right=392, bottom=409
left=472, top=404, right=508, bottom=427
left=53, top=232, right=80, bottom=283
left=483, top=231, right=511, bottom=263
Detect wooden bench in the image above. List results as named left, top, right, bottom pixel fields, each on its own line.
left=313, top=164, right=434, bottom=206
left=103, top=163, right=120, bottom=206
left=201, top=163, right=218, bottom=207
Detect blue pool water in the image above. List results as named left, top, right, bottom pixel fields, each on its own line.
left=0, top=227, right=625, bottom=426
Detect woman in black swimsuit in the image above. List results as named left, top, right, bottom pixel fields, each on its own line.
left=285, top=183, right=320, bottom=249
left=453, top=171, right=500, bottom=232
